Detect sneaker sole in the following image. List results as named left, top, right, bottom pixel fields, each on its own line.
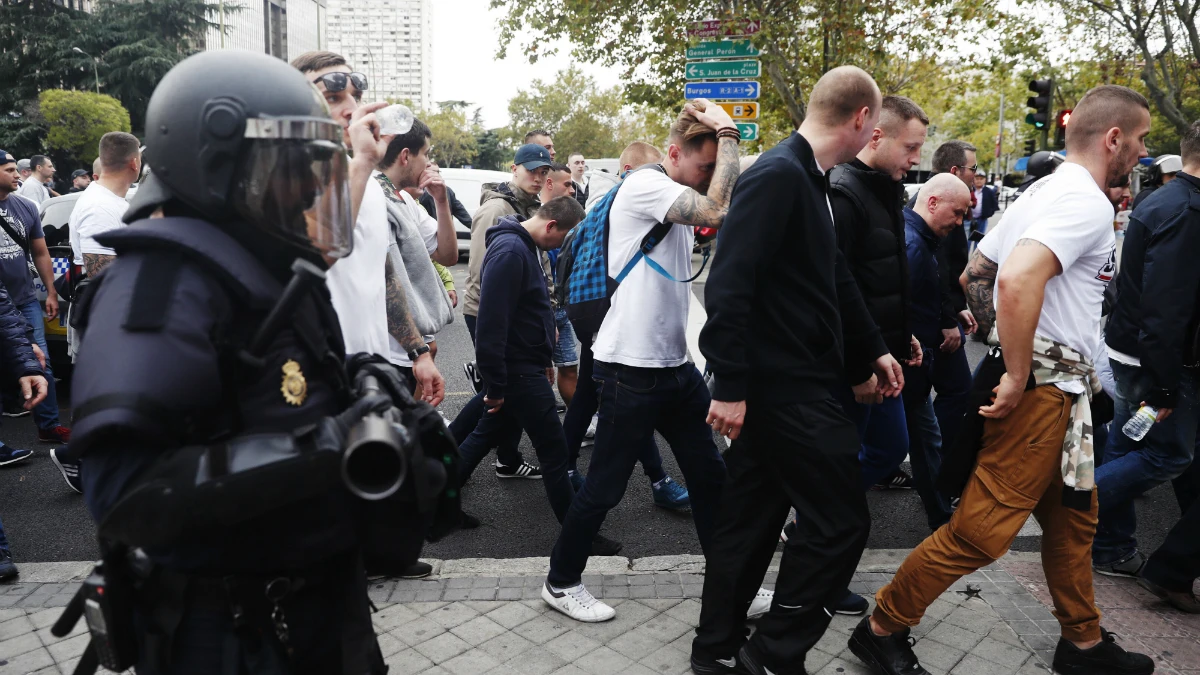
left=50, top=451, right=83, bottom=494
left=2, top=410, right=29, bottom=418
left=496, top=472, right=542, bottom=480
left=689, top=657, right=741, bottom=675
left=1050, top=659, right=1154, bottom=675
left=1093, top=566, right=1143, bottom=579
left=541, top=585, right=615, bottom=623
left=837, top=607, right=869, bottom=615
left=0, top=452, right=32, bottom=467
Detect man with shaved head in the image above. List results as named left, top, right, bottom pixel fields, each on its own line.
left=617, top=141, right=662, bottom=178
left=853, top=85, right=1155, bottom=675
left=694, top=65, right=905, bottom=674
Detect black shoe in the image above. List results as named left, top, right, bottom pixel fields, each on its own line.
left=690, top=653, right=746, bottom=675
left=0, top=550, right=16, bottom=582
left=1052, top=628, right=1155, bottom=675
left=460, top=512, right=482, bottom=529
left=495, top=460, right=542, bottom=479
left=50, top=447, right=83, bottom=494
left=1139, top=575, right=1200, bottom=614
left=399, top=561, right=433, bottom=579
left=737, top=642, right=800, bottom=675
left=848, top=616, right=929, bottom=675
left=836, top=590, right=869, bottom=615
left=874, top=469, right=914, bottom=490
left=591, top=534, right=623, bottom=556
left=1094, top=550, right=1146, bottom=579
left=463, top=361, right=484, bottom=394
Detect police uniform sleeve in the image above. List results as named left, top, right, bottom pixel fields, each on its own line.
left=0, top=281, right=41, bottom=378
left=70, top=255, right=226, bottom=459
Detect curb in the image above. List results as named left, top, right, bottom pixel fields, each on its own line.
left=8, top=549, right=1044, bottom=584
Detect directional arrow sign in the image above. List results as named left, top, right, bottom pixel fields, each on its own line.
left=685, top=59, right=761, bottom=80
left=736, top=123, right=759, bottom=141
left=688, top=19, right=762, bottom=39
left=686, top=40, right=761, bottom=60
left=684, top=81, right=760, bottom=100
left=716, top=102, right=758, bottom=119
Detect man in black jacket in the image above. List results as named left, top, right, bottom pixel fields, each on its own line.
left=1093, top=121, right=1200, bottom=579
left=693, top=65, right=905, bottom=675
left=830, top=95, right=927, bottom=495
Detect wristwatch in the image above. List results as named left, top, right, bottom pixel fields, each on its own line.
left=407, top=344, right=431, bottom=362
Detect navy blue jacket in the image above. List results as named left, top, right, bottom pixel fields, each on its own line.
left=904, top=208, right=948, bottom=350
left=1106, top=172, right=1200, bottom=408
left=475, top=216, right=554, bottom=398
left=977, top=185, right=999, bottom=220
left=0, top=280, right=39, bottom=379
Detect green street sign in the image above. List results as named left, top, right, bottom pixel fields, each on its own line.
left=685, top=59, right=761, bottom=80
left=736, top=123, right=759, bottom=141
left=686, top=40, right=761, bottom=60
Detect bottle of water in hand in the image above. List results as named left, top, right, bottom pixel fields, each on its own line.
left=1122, top=405, right=1158, bottom=441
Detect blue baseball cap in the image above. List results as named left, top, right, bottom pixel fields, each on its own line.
left=514, top=143, right=552, bottom=171
left=0, top=150, right=14, bottom=167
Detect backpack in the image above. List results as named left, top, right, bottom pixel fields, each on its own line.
left=557, top=164, right=709, bottom=340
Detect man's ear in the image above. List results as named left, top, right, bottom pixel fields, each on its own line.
left=545, top=219, right=558, bottom=235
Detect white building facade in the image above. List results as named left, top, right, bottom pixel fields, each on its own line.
left=205, top=0, right=328, bottom=61
left=326, top=0, right=433, bottom=108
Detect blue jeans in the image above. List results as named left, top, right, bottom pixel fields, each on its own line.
left=548, top=362, right=726, bottom=587
left=1094, top=361, right=1200, bottom=565
left=835, top=388, right=909, bottom=490
left=455, top=372, right=575, bottom=522
left=929, top=339, right=972, bottom=458
left=18, top=300, right=59, bottom=430
left=907, top=394, right=953, bottom=530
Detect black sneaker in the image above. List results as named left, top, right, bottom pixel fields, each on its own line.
left=848, top=616, right=929, bottom=675
left=591, top=534, right=623, bottom=556
left=0, top=550, right=16, bottom=582
left=874, top=469, right=914, bottom=490
left=1052, top=628, right=1155, bottom=675
left=463, top=361, right=483, bottom=394
left=496, top=460, right=542, bottom=479
left=737, top=642, right=796, bottom=675
left=690, top=653, right=744, bottom=675
left=50, top=448, right=83, bottom=494
left=836, top=590, right=869, bottom=615
left=399, top=561, right=433, bottom=579
left=1094, top=550, right=1146, bottom=579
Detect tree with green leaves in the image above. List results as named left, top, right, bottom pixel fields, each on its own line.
left=39, top=89, right=131, bottom=164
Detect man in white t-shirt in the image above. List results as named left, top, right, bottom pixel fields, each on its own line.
left=16, top=156, right=55, bottom=206
left=542, top=99, right=743, bottom=624
left=69, top=133, right=140, bottom=276
left=291, top=50, right=444, bottom=406
left=861, top=86, right=1154, bottom=675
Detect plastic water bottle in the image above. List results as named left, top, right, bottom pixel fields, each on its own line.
left=376, top=104, right=414, bottom=136
left=1122, top=405, right=1158, bottom=441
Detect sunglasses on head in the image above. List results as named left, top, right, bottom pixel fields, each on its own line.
left=312, top=72, right=369, bottom=98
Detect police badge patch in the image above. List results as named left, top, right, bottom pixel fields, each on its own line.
left=281, top=359, right=307, bottom=406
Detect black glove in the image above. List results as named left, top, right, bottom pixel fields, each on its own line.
left=346, top=353, right=416, bottom=408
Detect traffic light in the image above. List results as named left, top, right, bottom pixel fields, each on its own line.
left=1024, top=139, right=1037, bottom=156
left=1026, top=78, right=1054, bottom=129
left=1054, top=109, right=1071, bottom=148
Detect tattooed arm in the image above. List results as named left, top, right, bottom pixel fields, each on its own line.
left=83, top=253, right=116, bottom=278
left=664, top=137, right=742, bottom=228
left=961, top=249, right=999, bottom=337
left=384, top=255, right=424, bottom=353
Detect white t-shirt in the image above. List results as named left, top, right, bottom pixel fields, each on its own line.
left=326, top=172, right=392, bottom=357
left=69, top=182, right=129, bottom=265
left=387, top=189, right=441, bottom=366
left=978, top=162, right=1117, bottom=392
left=591, top=169, right=691, bottom=368
left=16, top=180, right=49, bottom=206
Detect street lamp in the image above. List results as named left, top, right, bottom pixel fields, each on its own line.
left=72, top=47, right=99, bottom=94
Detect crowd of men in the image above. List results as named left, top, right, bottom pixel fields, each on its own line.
left=0, top=44, right=1195, bottom=675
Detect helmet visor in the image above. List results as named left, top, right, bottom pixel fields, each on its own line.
left=233, top=118, right=354, bottom=259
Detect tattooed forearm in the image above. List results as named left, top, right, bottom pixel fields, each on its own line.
left=384, top=257, right=424, bottom=352
left=664, top=137, right=741, bottom=228
left=83, top=253, right=116, bottom=278
left=963, top=250, right=998, bottom=336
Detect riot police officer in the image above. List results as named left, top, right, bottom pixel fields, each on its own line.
left=58, top=50, right=455, bottom=675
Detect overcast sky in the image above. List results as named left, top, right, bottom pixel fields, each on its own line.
left=429, top=0, right=622, bottom=128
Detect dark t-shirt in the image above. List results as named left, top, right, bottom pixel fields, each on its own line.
left=0, top=194, right=44, bottom=306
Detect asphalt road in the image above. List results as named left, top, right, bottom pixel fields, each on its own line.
left=0, top=262, right=1185, bottom=564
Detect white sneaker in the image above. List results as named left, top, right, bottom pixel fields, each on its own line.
left=437, top=411, right=450, bottom=428
left=541, top=581, right=615, bottom=623
left=585, top=414, right=598, bottom=439
left=747, top=587, right=774, bottom=620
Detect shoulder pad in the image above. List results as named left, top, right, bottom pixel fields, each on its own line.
left=96, top=218, right=281, bottom=310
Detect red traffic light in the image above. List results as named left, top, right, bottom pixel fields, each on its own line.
left=1057, top=109, right=1072, bottom=127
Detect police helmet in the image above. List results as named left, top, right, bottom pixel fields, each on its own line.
left=1147, top=154, right=1183, bottom=185
left=1026, top=151, right=1065, bottom=180
left=128, top=50, right=353, bottom=260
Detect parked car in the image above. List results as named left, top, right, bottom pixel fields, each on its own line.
left=440, top=168, right=514, bottom=259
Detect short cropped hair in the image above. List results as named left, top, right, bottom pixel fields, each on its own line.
left=1066, top=85, right=1150, bottom=148
left=379, top=118, right=432, bottom=170
left=669, top=106, right=717, bottom=154
left=29, top=155, right=50, bottom=170
left=548, top=163, right=571, bottom=176
left=1181, top=120, right=1200, bottom=167
left=290, top=50, right=347, bottom=75
left=619, top=141, right=662, bottom=171
left=879, top=95, right=929, bottom=134
left=932, top=140, right=977, bottom=174
left=568, top=153, right=585, bottom=162
left=524, top=129, right=552, bottom=143
left=92, top=157, right=102, bottom=179
left=98, top=132, right=140, bottom=171
left=808, top=65, right=882, bottom=126
left=538, top=195, right=586, bottom=230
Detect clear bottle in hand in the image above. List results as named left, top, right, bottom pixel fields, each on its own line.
left=1122, top=405, right=1158, bottom=441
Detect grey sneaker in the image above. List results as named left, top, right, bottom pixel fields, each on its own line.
left=1094, top=550, right=1146, bottom=579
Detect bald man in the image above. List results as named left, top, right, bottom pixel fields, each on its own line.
left=617, top=141, right=662, bottom=178
left=695, top=65, right=904, bottom=675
